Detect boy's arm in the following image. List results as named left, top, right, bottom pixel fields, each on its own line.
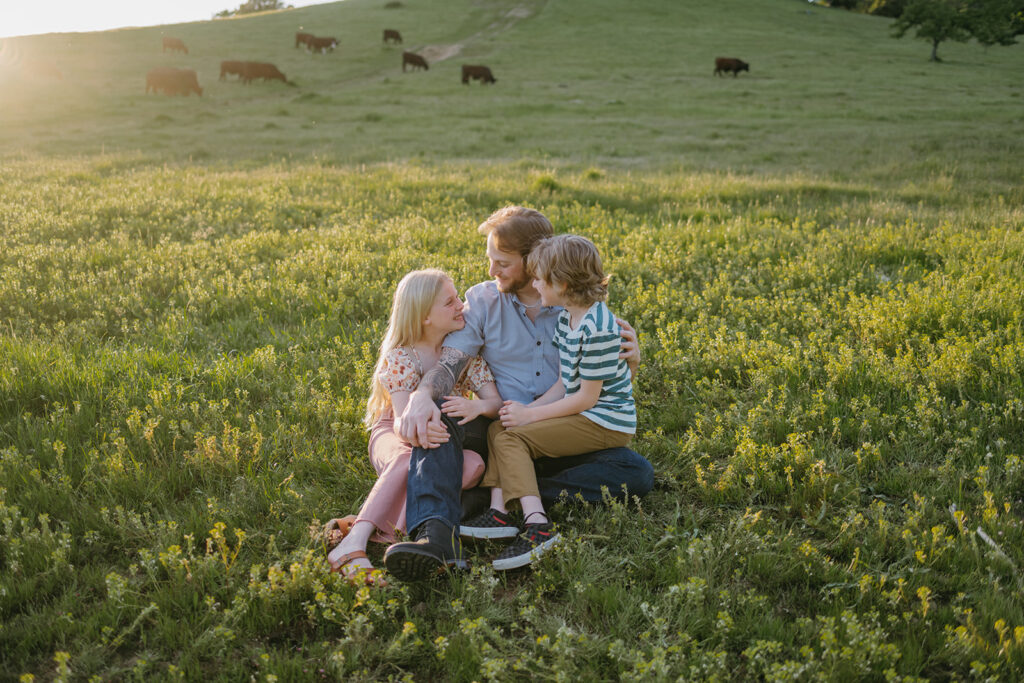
left=500, top=380, right=602, bottom=427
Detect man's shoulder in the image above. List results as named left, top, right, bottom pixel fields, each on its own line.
left=464, top=280, right=500, bottom=305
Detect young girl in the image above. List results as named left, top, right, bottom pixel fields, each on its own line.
left=326, top=269, right=502, bottom=583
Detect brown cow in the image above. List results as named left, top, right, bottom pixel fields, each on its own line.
left=307, top=36, right=338, bottom=53
left=383, top=29, right=403, bottom=44
left=295, top=31, right=313, bottom=48
left=461, top=64, right=496, bottom=84
left=220, top=60, right=246, bottom=80
left=146, top=67, right=202, bottom=96
left=402, top=51, right=428, bottom=71
left=714, top=57, right=749, bottom=77
left=162, top=37, right=188, bottom=55
left=241, top=62, right=289, bottom=85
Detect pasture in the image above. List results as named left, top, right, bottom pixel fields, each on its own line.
left=2, top=0, right=1024, bottom=679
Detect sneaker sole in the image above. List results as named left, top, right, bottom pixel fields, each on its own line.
left=492, top=533, right=561, bottom=571
left=384, top=547, right=468, bottom=582
left=460, top=526, right=521, bottom=539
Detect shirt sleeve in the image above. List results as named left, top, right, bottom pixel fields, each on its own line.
left=463, top=356, right=495, bottom=393
left=442, top=287, right=485, bottom=358
left=577, top=324, right=622, bottom=382
left=377, top=347, right=421, bottom=394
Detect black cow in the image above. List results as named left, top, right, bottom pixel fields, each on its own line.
left=383, top=29, right=403, bottom=44
left=714, top=57, right=749, bottom=77
left=461, top=64, right=496, bottom=84
left=307, top=36, right=338, bottom=53
left=402, top=51, right=428, bottom=71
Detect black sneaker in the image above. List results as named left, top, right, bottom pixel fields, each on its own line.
left=460, top=508, right=520, bottom=539
left=383, top=519, right=468, bottom=582
left=492, top=522, right=560, bottom=570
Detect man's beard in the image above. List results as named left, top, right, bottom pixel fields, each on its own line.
left=497, top=273, right=532, bottom=294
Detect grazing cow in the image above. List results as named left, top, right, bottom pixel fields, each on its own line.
left=241, top=62, right=289, bottom=84
left=162, top=37, right=188, bottom=55
left=714, top=57, right=749, bottom=77
left=307, top=36, right=338, bottom=53
left=461, top=64, right=496, bottom=84
left=220, top=60, right=246, bottom=80
left=295, top=31, right=313, bottom=48
left=402, top=51, right=428, bottom=71
left=145, top=67, right=202, bottom=96
left=383, top=29, right=403, bottom=44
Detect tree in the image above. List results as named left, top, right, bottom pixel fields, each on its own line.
left=966, top=0, right=1023, bottom=47
left=215, top=0, right=289, bottom=17
left=892, top=0, right=972, bottom=61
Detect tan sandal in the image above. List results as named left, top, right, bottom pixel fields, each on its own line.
left=330, top=550, right=388, bottom=587
left=323, top=515, right=358, bottom=549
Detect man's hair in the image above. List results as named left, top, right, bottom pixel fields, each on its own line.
left=477, top=206, right=554, bottom=258
left=527, top=234, right=609, bottom=307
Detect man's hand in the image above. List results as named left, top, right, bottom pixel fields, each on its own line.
left=499, top=400, right=535, bottom=428
left=616, top=317, right=641, bottom=376
left=397, top=390, right=446, bottom=448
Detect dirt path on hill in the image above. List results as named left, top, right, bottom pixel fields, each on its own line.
left=418, top=0, right=549, bottom=65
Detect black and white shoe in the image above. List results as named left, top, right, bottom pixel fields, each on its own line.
left=492, top=522, right=560, bottom=570
left=460, top=508, right=520, bottom=539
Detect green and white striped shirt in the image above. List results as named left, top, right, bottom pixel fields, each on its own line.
left=554, top=301, right=636, bottom=434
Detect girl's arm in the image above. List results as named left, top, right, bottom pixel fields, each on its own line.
left=440, top=382, right=502, bottom=425
left=500, top=379, right=602, bottom=428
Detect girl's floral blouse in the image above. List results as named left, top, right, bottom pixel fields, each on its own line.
left=378, top=346, right=494, bottom=397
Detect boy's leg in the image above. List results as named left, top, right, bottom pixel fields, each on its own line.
left=488, top=415, right=627, bottom=505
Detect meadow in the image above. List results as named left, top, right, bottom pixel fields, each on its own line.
left=2, top=0, right=1024, bottom=680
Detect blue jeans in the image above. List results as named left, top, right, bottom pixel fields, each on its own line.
left=406, top=413, right=654, bottom=533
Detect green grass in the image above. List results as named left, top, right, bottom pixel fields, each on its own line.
left=2, top=0, right=1024, bottom=680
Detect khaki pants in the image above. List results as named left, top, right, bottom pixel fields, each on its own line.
left=482, top=414, right=633, bottom=505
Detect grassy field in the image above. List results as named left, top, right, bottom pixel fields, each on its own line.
left=2, top=0, right=1024, bottom=680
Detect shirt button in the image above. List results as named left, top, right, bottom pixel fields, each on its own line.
left=536, top=341, right=542, bottom=346
left=536, top=371, right=541, bottom=376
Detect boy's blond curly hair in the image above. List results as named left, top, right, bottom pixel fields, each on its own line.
left=527, top=234, right=609, bottom=307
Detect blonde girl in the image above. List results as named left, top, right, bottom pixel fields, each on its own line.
left=326, top=269, right=502, bottom=583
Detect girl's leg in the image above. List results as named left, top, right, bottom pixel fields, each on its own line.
left=328, top=520, right=375, bottom=572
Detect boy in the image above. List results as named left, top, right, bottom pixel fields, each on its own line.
left=461, top=234, right=636, bottom=570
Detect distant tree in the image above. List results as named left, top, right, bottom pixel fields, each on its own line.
left=216, top=0, right=290, bottom=17
left=892, top=0, right=972, bottom=61
left=867, top=0, right=909, bottom=18
left=965, top=0, right=1024, bottom=46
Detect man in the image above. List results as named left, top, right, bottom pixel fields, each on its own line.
left=382, top=206, right=654, bottom=581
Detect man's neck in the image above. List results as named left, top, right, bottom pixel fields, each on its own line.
left=514, top=284, right=541, bottom=307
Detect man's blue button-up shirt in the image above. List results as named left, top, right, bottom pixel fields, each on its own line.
left=444, top=281, right=560, bottom=404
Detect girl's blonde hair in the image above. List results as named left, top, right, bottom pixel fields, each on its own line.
left=527, top=234, right=609, bottom=307
left=364, top=268, right=453, bottom=427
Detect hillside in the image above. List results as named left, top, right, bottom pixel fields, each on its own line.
left=0, top=0, right=1021, bottom=185
left=2, top=1, right=1024, bottom=680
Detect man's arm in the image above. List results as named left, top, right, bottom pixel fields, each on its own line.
left=397, top=346, right=472, bottom=447
left=616, top=317, right=641, bottom=376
